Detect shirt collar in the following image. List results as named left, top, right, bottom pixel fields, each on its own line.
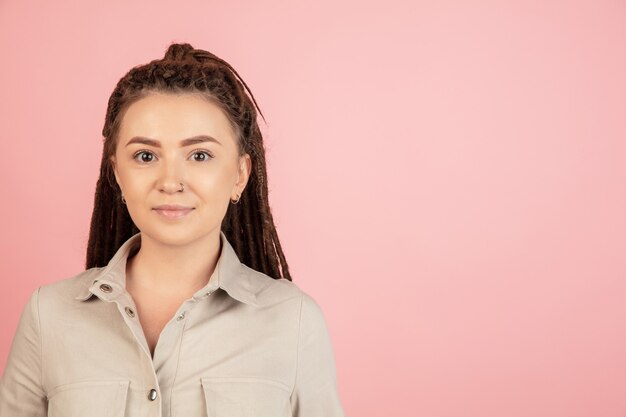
left=75, top=230, right=260, bottom=307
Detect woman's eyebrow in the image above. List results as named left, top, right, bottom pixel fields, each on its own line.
left=125, top=135, right=221, bottom=148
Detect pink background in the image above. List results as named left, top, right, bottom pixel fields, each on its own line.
left=1, top=1, right=625, bottom=416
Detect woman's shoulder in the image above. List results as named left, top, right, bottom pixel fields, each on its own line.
left=236, top=262, right=301, bottom=304
left=238, top=263, right=325, bottom=314
left=36, top=267, right=105, bottom=304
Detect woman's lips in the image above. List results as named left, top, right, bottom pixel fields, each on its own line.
left=153, top=208, right=194, bottom=219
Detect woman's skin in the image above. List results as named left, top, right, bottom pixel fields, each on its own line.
left=110, top=92, right=251, bottom=355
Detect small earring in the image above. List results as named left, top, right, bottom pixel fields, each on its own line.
left=230, top=193, right=241, bottom=204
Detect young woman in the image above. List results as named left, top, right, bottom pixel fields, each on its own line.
left=0, top=43, right=345, bottom=417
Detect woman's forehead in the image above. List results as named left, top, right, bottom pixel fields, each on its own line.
left=118, top=93, right=236, bottom=148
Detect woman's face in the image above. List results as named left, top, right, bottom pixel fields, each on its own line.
left=110, top=92, right=251, bottom=246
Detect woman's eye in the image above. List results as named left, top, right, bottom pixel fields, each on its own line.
left=132, top=150, right=155, bottom=163
left=192, top=150, right=214, bottom=162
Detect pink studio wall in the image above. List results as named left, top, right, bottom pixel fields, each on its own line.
left=1, top=1, right=625, bottom=416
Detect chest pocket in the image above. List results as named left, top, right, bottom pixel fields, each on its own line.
left=201, top=376, right=291, bottom=417
left=47, top=380, right=130, bottom=417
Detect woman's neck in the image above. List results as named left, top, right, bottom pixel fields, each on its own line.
left=124, top=230, right=221, bottom=298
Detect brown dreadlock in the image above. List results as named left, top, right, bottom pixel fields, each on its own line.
left=85, top=42, right=291, bottom=281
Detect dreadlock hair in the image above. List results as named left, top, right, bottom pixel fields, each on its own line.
left=85, top=42, right=291, bottom=281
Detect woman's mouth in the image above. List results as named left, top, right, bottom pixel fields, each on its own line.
left=152, top=207, right=195, bottom=219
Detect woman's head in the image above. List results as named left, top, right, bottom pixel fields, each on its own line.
left=110, top=92, right=251, bottom=254
left=86, top=43, right=291, bottom=281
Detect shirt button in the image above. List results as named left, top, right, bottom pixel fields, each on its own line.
left=148, top=388, right=158, bottom=401
left=99, top=284, right=112, bottom=293
left=176, top=312, right=186, bottom=321
left=125, top=306, right=135, bottom=318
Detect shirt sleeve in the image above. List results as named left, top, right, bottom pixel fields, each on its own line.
left=290, top=292, right=345, bottom=417
left=0, top=287, right=47, bottom=417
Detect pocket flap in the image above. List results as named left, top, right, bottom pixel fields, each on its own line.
left=47, top=380, right=130, bottom=417
left=201, top=377, right=290, bottom=417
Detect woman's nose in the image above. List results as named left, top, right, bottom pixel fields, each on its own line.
left=158, top=158, right=185, bottom=193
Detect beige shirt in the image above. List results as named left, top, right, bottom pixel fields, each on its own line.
left=0, top=231, right=345, bottom=417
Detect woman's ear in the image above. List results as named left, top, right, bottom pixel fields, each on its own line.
left=110, top=155, right=121, bottom=187
left=235, top=153, right=252, bottom=195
